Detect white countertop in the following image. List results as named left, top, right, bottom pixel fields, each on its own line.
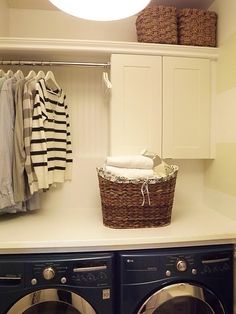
left=0, top=203, right=235, bottom=254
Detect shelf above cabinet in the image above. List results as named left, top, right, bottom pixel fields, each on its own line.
left=0, top=37, right=219, bottom=62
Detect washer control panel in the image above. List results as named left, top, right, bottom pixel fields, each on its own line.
left=29, top=259, right=111, bottom=287
left=71, top=265, right=108, bottom=285
left=0, top=253, right=113, bottom=289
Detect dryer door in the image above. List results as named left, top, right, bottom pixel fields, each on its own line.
left=7, top=288, right=96, bottom=314
left=137, top=283, right=225, bottom=314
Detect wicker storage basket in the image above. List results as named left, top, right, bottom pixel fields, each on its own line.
left=178, top=8, right=217, bottom=47
left=97, top=166, right=178, bottom=229
left=136, top=5, right=178, bottom=44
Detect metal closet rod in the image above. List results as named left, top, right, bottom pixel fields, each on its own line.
left=0, top=60, right=110, bottom=68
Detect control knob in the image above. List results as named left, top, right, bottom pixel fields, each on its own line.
left=176, top=259, right=187, bottom=272
left=43, top=267, right=55, bottom=280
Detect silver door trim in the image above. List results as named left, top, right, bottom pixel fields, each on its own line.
left=7, top=288, right=96, bottom=314
left=137, top=283, right=225, bottom=314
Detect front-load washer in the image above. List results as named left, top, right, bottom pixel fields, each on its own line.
left=0, top=252, right=114, bottom=314
left=118, top=244, right=234, bottom=314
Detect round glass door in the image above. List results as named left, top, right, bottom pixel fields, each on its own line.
left=137, top=283, right=225, bottom=314
left=7, top=289, right=96, bottom=314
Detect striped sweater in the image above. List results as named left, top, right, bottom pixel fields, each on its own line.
left=30, top=79, right=73, bottom=190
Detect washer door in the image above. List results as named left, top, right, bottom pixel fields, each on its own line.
left=7, top=288, right=96, bottom=314
left=137, top=283, right=225, bottom=314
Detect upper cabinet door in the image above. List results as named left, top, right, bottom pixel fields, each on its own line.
left=110, top=54, right=162, bottom=156
left=163, top=57, right=211, bottom=159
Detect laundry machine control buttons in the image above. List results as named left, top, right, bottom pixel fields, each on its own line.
left=98, top=272, right=107, bottom=281
left=87, top=273, right=96, bottom=281
left=176, top=259, right=187, bottom=272
left=31, top=278, right=37, bottom=285
left=61, top=277, right=67, bottom=284
left=165, top=270, right=171, bottom=277
left=43, top=267, right=55, bottom=280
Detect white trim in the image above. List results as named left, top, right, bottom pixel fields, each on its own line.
left=0, top=37, right=219, bottom=61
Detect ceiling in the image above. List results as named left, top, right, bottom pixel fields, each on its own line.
left=7, top=0, right=215, bottom=11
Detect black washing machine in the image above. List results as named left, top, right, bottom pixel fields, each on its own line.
left=118, top=244, right=234, bottom=314
left=0, top=252, right=114, bottom=314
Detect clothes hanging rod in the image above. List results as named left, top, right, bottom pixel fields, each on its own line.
left=0, top=60, right=110, bottom=68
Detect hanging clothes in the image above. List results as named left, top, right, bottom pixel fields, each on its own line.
left=0, top=69, right=73, bottom=214
left=12, top=78, right=26, bottom=202
left=30, top=78, right=73, bottom=190
left=23, top=76, right=40, bottom=195
left=0, top=76, right=23, bottom=211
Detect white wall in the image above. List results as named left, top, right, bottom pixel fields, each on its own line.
left=0, top=0, right=9, bottom=35
left=22, top=66, right=203, bottom=211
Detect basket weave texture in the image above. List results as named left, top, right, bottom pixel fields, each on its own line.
left=136, top=5, right=178, bottom=44
left=97, top=166, right=178, bottom=229
left=178, top=8, right=217, bottom=47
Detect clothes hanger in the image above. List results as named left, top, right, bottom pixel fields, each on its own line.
left=6, top=69, right=13, bottom=78
left=102, top=71, right=112, bottom=100
left=102, top=71, right=112, bottom=89
left=45, top=70, right=60, bottom=91
left=14, top=69, right=24, bottom=80
left=0, top=69, right=5, bottom=78
left=36, top=70, right=45, bottom=80
left=25, top=70, right=36, bottom=80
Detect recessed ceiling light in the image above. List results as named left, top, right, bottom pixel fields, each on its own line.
left=48, top=0, right=151, bottom=21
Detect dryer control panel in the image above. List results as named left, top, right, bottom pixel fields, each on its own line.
left=164, top=252, right=231, bottom=278
left=119, top=244, right=233, bottom=284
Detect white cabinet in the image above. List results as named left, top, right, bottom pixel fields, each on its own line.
left=110, top=54, right=213, bottom=159
left=163, top=57, right=211, bottom=158
left=110, top=54, right=162, bottom=155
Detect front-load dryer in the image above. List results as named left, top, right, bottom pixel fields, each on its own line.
left=118, top=244, right=234, bottom=314
left=0, top=252, right=114, bottom=314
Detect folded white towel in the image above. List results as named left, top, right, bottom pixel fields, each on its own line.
left=106, top=166, right=154, bottom=179
left=106, top=155, right=153, bottom=169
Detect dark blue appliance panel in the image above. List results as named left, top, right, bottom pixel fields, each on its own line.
left=0, top=252, right=114, bottom=314
left=118, top=244, right=234, bottom=314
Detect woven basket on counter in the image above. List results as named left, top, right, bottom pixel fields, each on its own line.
left=136, top=5, right=178, bottom=44
left=178, top=8, right=217, bottom=47
left=97, top=166, right=178, bottom=229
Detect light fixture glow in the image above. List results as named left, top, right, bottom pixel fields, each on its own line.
left=49, top=0, right=151, bottom=21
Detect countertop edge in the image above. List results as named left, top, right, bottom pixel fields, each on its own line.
left=0, top=238, right=235, bottom=255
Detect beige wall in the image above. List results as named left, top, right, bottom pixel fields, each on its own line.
left=204, top=0, right=236, bottom=198
left=9, top=8, right=137, bottom=41
left=0, top=0, right=9, bottom=35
